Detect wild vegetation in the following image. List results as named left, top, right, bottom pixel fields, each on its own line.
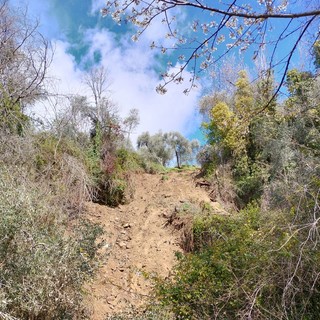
left=1, top=0, right=320, bottom=319
left=0, top=2, right=198, bottom=319
left=154, top=53, right=320, bottom=319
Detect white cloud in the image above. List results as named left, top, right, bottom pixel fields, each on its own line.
left=32, top=16, right=201, bottom=143
left=49, top=41, right=86, bottom=95
left=84, top=28, right=201, bottom=142
left=91, top=0, right=106, bottom=14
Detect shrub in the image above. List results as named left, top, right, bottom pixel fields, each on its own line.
left=92, top=148, right=142, bottom=206
left=156, top=204, right=320, bottom=319
left=0, top=132, right=94, bottom=215
left=0, top=167, right=103, bottom=319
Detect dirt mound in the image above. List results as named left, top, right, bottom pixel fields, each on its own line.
left=84, top=169, right=221, bottom=319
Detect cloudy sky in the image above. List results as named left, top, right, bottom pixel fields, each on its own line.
left=11, top=0, right=203, bottom=143
left=10, top=0, right=318, bottom=145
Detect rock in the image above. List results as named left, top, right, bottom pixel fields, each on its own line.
left=107, top=296, right=116, bottom=304
left=118, top=241, right=127, bottom=249
left=103, top=243, right=110, bottom=249
left=121, top=233, right=131, bottom=241
left=162, top=212, right=171, bottom=219
left=123, top=223, right=131, bottom=228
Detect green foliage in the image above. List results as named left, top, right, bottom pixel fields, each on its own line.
left=165, top=132, right=200, bottom=168
left=93, top=148, right=145, bottom=206
left=115, top=148, right=142, bottom=172
left=286, top=69, right=314, bottom=96
left=286, top=69, right=314, bottom=112
left=254, top=70, right=277, bottom=114
left=234, top=70, right=254, bottom=117
left=137, top=131, right=199, bottom=168
left=156, top=204, right=320, bottom=319
left=172, top=66, right=320, bottom=319
left=0, top=91, right=29, bottom=135
left=202, top=71, right=253, bottom=157
left=140, top=158, right=166, bottom=174
left=34, top=133, right=84, bottom=167
left=74, top=220, right=104, bottom=273
left=204, top=101, right=241, bottom=154
left=201, top=70, right=268, bottom=205
left=32, top=133, right=94, bottom=213
left=105, top=306, right=173, bottom=320
left=233, top=157, right=268, bottom=206
left=314, top=40, right=320, bottom=69
left=161, top=174, right=169, bottom=181
left=0, top=167, right=102, bottom=319
left=137, top=131, right=173, bottom=166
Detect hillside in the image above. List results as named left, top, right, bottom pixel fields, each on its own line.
left=84, top=169, right=223, bottom=319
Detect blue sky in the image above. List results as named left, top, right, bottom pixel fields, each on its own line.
left=10, top=0, right=318, bottom=145
left=11, top=0, right=204, bottom=143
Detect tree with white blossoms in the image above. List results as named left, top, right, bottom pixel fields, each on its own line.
left=101, top=0, right=320, bottom=98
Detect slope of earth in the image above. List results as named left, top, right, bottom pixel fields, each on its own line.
left=84, top=169, right=224, bottom=319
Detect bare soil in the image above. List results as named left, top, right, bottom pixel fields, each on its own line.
left=84, top=169, right=223, bottom=319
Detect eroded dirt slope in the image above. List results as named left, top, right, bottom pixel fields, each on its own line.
left=85, top=169, right=222, bottom=319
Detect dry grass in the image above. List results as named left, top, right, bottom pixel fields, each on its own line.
left=0, top=132, right=102, bottom=319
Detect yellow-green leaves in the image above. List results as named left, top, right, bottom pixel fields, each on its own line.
left=209, top=101, right=244, bottom=154
left=235, top=70, right=254, bottom=118
left=204, top=71, right=254, bottom=157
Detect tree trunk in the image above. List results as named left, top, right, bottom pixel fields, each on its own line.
left=176, top=150, right=181, bottom=168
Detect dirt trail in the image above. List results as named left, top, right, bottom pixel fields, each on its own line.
left=85, top=170, right=220, bottom=319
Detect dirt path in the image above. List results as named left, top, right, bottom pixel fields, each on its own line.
left=84, top=170, right=218, bottom=319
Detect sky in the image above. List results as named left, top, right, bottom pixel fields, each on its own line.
left=9, top=0, right=318, bottom=145
left=11, top=0, right=204, bottom=144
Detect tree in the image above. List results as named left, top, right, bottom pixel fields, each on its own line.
left=137, top=131, right=199, bottom=167
left=102, top=0, right=319, bottom=96
left=0, top=0, right=50, bottom=134
left=83, top=66, right=111, bottom=109
left=123, top=108, right=140, bottom=142
left=313, top=40, right=320, bottom=70
left=165, top=132, right=188, bottom=168
left=203, top=70, right=253, bottom=157
left=204, top=101, right=239, bottom=154
left=81, top=66, right=124, bottom=163
left=234, top=70, right=254, bottom=118
left=137, top=131, right=173, bottom=166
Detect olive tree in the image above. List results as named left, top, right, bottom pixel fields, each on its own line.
left=165, top=131, right=200, bottom=168
left=123, top=107, right=140, bottom=143
left=137, top=131, right=173, bottom=166
left=138, top=131, right=199, bottom=167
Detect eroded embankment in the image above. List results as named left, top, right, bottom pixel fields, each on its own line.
left=84, top=170, right=222, bottom=319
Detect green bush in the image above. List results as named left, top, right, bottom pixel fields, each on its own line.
left=92, top=148, right=142, bottom=206
left=156, top=204, right=320, bottom=319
